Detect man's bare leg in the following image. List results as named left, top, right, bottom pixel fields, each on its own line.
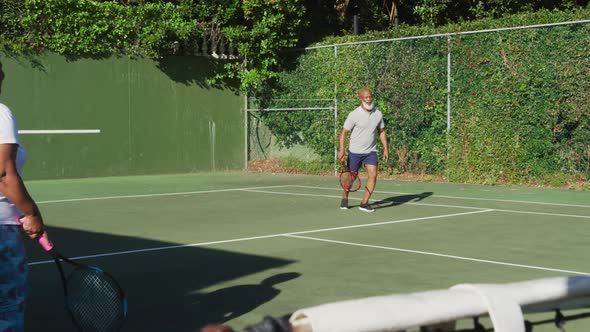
left=361, top=164, right=377, bottom=204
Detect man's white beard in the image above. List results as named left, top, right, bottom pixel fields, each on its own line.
left=362, top=101, right=374, bottom=110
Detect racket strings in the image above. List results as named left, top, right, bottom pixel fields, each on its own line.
left=340, top=171, right=353, bottom=189
left=339, top=171, right=361, bottom=192
left=67, top=268, right=126, bottom=332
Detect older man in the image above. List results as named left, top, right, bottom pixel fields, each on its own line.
left=337, top=88, right=389, bottom=212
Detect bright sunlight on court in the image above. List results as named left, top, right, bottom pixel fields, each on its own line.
left=23, top=172, right=590, bottom=332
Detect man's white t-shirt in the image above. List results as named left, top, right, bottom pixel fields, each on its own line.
left=343, top=106, right=385, bottom=154
left=0, top=102, right=27, bottom=225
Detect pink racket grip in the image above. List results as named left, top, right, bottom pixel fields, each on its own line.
left=19, top=216, right=54, bottom=251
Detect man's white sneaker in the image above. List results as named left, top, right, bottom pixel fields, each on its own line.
left=358, top=203, right=375, bottom=212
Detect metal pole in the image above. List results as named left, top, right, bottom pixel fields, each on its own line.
left=447, top=36, right=452, bottom=132
left=446, top=36, right=452, bottom=179
left=334, top=46, right=339, bottom=177
left=334, top=45, right=338, bottom=96
left=333, top=105, right=338, bottom=177
left=244, top=94, right=249, bottom=171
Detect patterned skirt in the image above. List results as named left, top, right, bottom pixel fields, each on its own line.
left=0, top=225, right=27, bottom=332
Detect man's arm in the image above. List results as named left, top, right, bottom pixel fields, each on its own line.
left=0, top=144, right=44, bottom=238
left=337, top=128, right=349, bottom=161
left=379, top=128, right=389, bottom=162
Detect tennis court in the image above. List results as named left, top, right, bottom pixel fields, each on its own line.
left=23, top=172, right=590, bottom=332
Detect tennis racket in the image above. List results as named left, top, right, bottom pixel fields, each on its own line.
left=20, top=217, right=127, bottom=332
left=339, top=159, right=361, bottom=192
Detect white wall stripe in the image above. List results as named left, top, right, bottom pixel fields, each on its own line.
left=18, top=129, right=101, bottom=134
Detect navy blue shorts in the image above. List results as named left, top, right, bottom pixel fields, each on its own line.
left=348, top=151, right=378, bottom=172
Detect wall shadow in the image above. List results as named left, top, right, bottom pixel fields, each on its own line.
left=0, top=51, right=48, bottom=73
left=372, top=192, right=434, bottom=210
left=24, top=226, right=296, bottom=332
left=1, top=51, right=240, bottom=94
left=156, top=56, right=240, bottom=93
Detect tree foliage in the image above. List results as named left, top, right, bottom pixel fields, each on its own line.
left=2, top=0, right=589, bottom=185
left=222, top=0, right=305, bottom=94
left=305, top=0, right=589, bottom=35
left=0, top=0, right=305, bottom=93
left=1, top=0, right=588, bottom=95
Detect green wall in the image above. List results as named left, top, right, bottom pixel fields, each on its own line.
left=0, top=53, right=244, bottom=180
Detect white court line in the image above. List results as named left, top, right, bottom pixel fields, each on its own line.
left=27, top=234, right=283, bottom=266
left=242, top=189, right=486, bottom=210
left=35, top=185, right=293, bottom=204
left=493, top=208, right=590, bottom=219
left=292, top=185, right=590, bottom=208
left=28, top=209, right=492, bottom=266
left=32, top=184, right=590, bottom=217
left=243, top=189, right=590, bottom=219
left=284, top=234, right=590, bottom=275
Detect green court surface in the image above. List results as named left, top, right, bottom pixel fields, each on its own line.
left=23, top=172, right=590, bottom=332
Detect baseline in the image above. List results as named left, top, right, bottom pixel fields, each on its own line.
left=35, top=185, right=293, bottom=204
left=242, top=188, right=590, bottom=219
left=292, top=185, right=590, bottom=208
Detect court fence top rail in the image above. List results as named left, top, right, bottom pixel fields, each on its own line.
left=303, top=19, right=590, bottom=50
left=297, top=18, right=590, bottom=133
left=245, top=19, right=590, bottom=174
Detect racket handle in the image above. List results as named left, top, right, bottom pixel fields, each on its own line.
left=19, top=216, right=54, bottom=251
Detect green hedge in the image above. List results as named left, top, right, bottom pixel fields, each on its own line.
left=266, top=7, right=590, bottom=186
left=0, top=0, right=305, bottom=92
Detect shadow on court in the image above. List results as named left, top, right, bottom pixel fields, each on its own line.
left=24, top=226, right=297, bottom=332
left=190, top=272, right=301, bottom=325
left=371, top=192, right=434, bottom=210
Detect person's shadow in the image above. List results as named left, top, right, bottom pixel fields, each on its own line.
left=190, top=272, right=301, bottom=328
left=372, top=192, right=433, bottom=210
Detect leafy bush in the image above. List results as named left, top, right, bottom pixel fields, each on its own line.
left=265, top=7, right=590, bottom=185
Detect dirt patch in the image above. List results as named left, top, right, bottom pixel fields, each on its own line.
left=248, top=159, right=448, bottom=182
left=247, top=160, right=590, bottom=189
left=248, top=160, right=294, bottom=174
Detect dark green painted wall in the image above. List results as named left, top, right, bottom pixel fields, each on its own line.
left=0, top=53, right=244, bottom=180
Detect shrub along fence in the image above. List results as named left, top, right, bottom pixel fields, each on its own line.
left=258, top=18, right=590, bottom=186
